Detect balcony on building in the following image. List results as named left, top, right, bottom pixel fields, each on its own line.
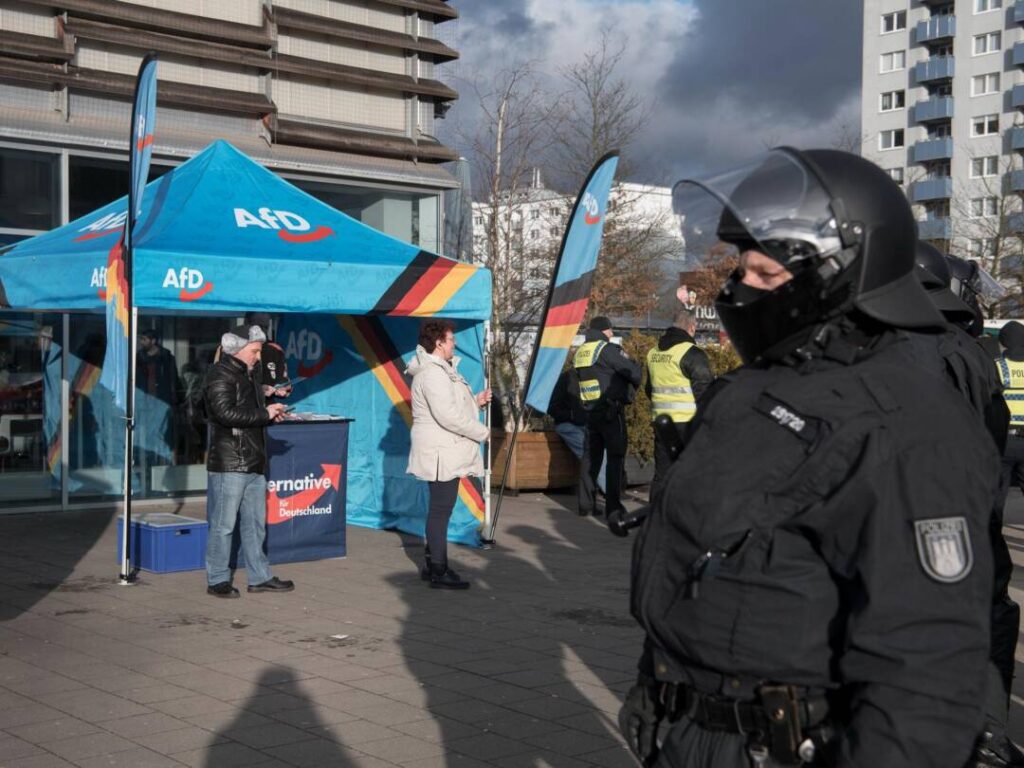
left=915, top=56, right=955, bottom=84
left=1011, top=127, right=1024, bottom=152
left=1010, top=170, right=1024, bottom=193
left=911, top=137, right=953, bottom=163
left=911, top=177, right=953, bottom=202
left=917, top=217, right=952, bottom=241
left=1013, top=85, right=1024, bottom=109
left=1016, top=2, right=1024, bottom=23
left=916, top=15, right=955, bottom=45
left=914, top=96, right=954, bottom=123
left=1013, top=41, right=1024, bottom=68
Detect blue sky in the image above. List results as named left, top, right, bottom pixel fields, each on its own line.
left=441, top=0, right=863, bottom=185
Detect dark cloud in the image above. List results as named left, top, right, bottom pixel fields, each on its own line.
left=441, top=0, right=864, bottom=184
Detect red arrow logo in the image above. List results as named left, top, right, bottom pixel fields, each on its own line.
left=297, top=349, right=333, bottom=378
left=266, top=463, right=342, bottom=525
left=179, top=282, right=214, bottom=302
left=278, top=225, right=334, bottom=243
left=584, top=212, right=601, bottom=225
left=75, top=228, right=121, bottom=242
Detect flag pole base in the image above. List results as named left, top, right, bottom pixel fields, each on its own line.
left=479, top=538, right=496, bottom=550
left=117, top=572, right=139, bottom=586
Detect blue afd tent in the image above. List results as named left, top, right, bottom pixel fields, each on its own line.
left=0, top=140, right=492, bottom=545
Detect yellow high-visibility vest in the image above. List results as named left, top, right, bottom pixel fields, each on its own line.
left=573, top=340, right=607, bottom=404
left=647, top=342, right=697, bottom=423
left=998, top=356, right=1024, bottom=426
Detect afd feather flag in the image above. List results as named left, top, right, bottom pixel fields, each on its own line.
left=98, top=54, right=157, bottom=411
left=523, top=152, right=619, bottom=414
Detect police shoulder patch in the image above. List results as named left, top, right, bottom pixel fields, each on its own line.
left=753, top=394, right=820, bottom=444
left=914, top=517, right=973, bottom=583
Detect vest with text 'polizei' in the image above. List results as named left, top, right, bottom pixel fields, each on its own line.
left=998, top=356, right=1024, bottom=426
left=647, top=342, right=696, bottom=423
left=573, top=340, right=608, bottom=410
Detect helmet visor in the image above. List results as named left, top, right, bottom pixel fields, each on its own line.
left=672, top=149, right=843, bottom=269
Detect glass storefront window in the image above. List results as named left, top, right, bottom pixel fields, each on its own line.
left=293, top=179, right=441, bottom=252
left=0, top=313, right=62, bottom=508
left=68, top=313, right=230, bottom=502
left=69, top=157, right=174, bottom=223
left=0, top=148, right=59, bottom=231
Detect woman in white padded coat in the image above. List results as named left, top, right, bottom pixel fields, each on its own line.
left=406, top=320, right=490, bottom=589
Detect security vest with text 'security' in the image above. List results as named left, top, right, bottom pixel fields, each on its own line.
left=647, top=342, right=696, bottom=423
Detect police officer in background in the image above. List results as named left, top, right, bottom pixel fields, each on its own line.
left=622, top=148, right=998, bottom=767
left=574, top=316, right=641, bottom=517
left=912, top=245, right=1020, bottom=768
left=999, top=321, right=1024, bottom=508
left=645, top=307, right=713, bottom=500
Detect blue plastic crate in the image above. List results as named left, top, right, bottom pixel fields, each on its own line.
left=116, top=513, right=208, bottom=573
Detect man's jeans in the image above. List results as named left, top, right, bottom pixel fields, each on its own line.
left=206, top=472, right=272, bottom=587
left=555, top=422, right=607, bottom=491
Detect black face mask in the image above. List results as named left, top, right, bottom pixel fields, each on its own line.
left=716, top=263, right=853, bottom=364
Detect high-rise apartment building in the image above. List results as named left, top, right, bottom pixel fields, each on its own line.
left=861, top=0, right=1022, bottom=260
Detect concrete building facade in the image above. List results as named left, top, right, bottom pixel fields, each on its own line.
left=0, top=0, right=460, bottom=512
left=861, top=0, right=1024, bottom=260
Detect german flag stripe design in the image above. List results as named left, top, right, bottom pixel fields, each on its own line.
left=371, top=252, right=476, bottom=317
left=338, top=314, right=485, bottom=522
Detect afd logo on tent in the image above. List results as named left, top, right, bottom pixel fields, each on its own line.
left=75, top=211, right=128, bottom=242
left=285, top=329, right=334, bottom=379
left=163, top=267, right=214, bottom=302
left=234, top=207, right=335, bottom=243
left=582, top=193, right=602, bottom=226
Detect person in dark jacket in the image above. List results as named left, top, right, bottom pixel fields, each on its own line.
left=622, top=148, right=997, bottom=768
left=645, top=308, right=713, bottom=500
left=203, top=325, right=293, bottom=598
left=573, top=316, right=642, bottom=517
left=911, top=245, right=1021, bottom=768
left=549, top=365, right=606, bottom=512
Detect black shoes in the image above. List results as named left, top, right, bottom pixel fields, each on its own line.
left=247, top=576, right=295, bottom=593
left=207, top=581, right=240, bottom=599
left=428, top=564, right=470, bottom=590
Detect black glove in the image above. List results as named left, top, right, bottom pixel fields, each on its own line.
left=618, top=674, right=665, bottom=767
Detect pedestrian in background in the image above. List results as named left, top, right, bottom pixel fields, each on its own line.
left=406, top=320, right=490, bottom=590
left=645, top=307, right=712, bottom=501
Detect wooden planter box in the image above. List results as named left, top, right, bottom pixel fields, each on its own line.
left=490, top=430, right=579, bottom=491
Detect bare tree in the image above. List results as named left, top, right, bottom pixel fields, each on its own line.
left=948, top=152, right=1024, bottom=316
left=456, top=64, right=562, bottom=420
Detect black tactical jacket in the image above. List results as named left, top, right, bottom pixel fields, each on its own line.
left=575, top=329, right=642, bottom=411
left=630, top=331, right=998, bottom=767
left=204, top=354, right=271, bottom=474
left=904, top=326, right=1009, bottom=452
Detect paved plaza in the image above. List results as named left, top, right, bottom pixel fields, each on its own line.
left=1, top=492, right=1023, bottom=767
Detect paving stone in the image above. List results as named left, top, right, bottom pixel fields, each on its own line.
left=222, top=722, right=317, bottom=749
left=171, top=741, right=271, bottom=768
left=43, top=731, right=137, bottom=760
left=0, top=734, right=45, bottom=761
left=4, top=755, right=78, bottom=768
left=99, top=711, right=191, bottom=738
left=353, top=734, right=444, bottom=763
left=446, top=732, right=537, bottom=761
left=523, top=728, right=621, bottom=757
left=306, top=717, right=396, bottom=744
left=6, top=716, right=99, bottom=744
left=73, top=747, right=184, bottom=768
left=36, top=689, right=150, bottom=723
left=130, top=726, right=223, bottom=755
left=263, top=736, right=363, bottom=767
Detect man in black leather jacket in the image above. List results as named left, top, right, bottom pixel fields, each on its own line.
left=204, top=325, right=293, bottom=598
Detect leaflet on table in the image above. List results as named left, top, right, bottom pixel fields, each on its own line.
left=283, top=412, right=343, bottom=421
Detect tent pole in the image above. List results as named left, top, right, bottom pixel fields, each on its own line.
left=481, top=400, right=529, bottom=546
left=482, top=321, right=492, bottom=536
left=118, top=306, right=137, bottom=585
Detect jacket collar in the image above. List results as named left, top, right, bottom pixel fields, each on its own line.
left=659, top=326, right=695, bottom=350
left=222, top=354, right=249, bottom=374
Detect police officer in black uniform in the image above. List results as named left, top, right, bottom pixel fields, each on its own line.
left=622, top=148, right=998, bottom=767
left=645, top=307, right=713, bottom=501
left=573, top=316, right=641, bottom=517
left=911, top=245, right=1020, bottom=768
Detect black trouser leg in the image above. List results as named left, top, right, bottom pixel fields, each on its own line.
left=594, top=409, right=627, bottom=515
left=426, top=478, right=460, bottom=569
left=578, top=426, right=596, bottom=515
left=651, top=422, right=689, bottom=505
left=586, top=422, right=607, bottom=513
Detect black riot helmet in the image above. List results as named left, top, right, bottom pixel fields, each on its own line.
left=672, top=148, right=943, bottom=363
left=946, top=255, right=986, bottom=336
left=999, top=320, right=1024, bottom=352
left=915, top=242, right=975, bottom=324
